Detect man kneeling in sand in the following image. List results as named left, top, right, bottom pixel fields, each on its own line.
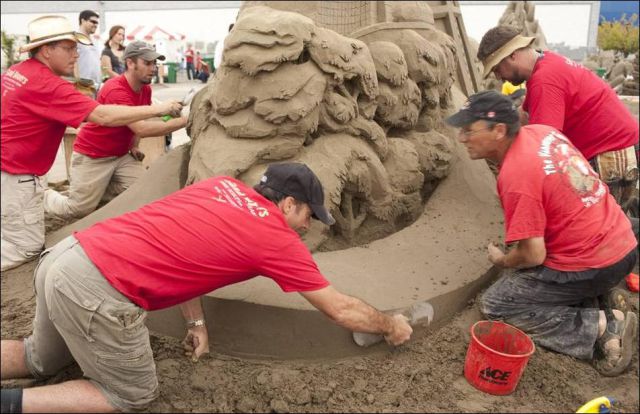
left=44, top=41, right=188, bottom=220
left=446, top=90, right=638, bottom=377
left=0, top=163, right=412, bottom=413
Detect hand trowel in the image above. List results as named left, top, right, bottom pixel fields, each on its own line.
left=162, top=88, right=196, bottom=121
left=352, top=301, right=434, bottom=347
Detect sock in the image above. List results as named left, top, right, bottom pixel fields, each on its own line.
left=1, top=388, right=23, bottom=414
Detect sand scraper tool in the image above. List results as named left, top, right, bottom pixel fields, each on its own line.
left=353, top=301, right=434, bottom=347
left=162, top=87, right=196, bottom=121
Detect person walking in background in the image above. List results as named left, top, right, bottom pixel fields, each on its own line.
left=74, top=10, right=102, bottom=95
left=101, top=25, right=125, bottom=82
left=0, top=15, right=183, bottom=272
left=185, top=43, right=195, bottom=80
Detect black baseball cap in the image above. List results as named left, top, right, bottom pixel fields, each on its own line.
left=260, top=163, right=335, bottom=226
left=446, top=90, right=519, bottom=127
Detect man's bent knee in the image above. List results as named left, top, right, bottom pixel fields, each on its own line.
left=95, top=379, right=159, bottom=412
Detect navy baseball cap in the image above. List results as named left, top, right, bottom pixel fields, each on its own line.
left=446, top=90, right=519, bottom=127
left=260, top=163, right=335, bottom=226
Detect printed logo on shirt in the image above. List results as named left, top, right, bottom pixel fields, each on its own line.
left=2, top=69, right=29, bottom=94
left=538, top=131, right=605, bottom=207
left=211, top=179, right=270, bottom=218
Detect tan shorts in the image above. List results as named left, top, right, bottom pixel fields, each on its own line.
left=590, top=145, right=639, bottom=211
left=1, top=171, right=45, bottom=271
left=24, top=236, right=158, bottom=411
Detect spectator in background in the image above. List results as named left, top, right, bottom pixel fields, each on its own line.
left=74, top=10, right=102, bottom=95
left=197, top=59, right=210, bottom=83
left=195, top=51, right=202, bottom=78
left=101, top=25, right=125, bottom=82
left=185, top=43, right=195, bottom=80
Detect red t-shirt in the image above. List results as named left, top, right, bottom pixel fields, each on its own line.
left=498, top=124, right=637, bottom=271
left=185, top=48, right=195, bottom=64
left=75, top=176, right=330, bottom=310
left=523, top=51, right=638, bottom=160
left=0, top=59, right=99, bottom=175
left=74, top=75, right=151, bottom=158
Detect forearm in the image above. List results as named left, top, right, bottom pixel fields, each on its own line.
left=88, top=104, right=163, bottom=127
left=135, top=117, right=186, bottom=138
left=331, top=295, right=395, bottom=335
left=180, top=297, right=205, bottom=323
left=497, top=244, right=542, bottom=269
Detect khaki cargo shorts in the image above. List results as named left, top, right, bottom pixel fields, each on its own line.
left=590, top=145, right=639, bottom=213
left=24, top=236, right=158, bottom=411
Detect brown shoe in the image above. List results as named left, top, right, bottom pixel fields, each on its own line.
left=593, top=311, right=638, bottom=377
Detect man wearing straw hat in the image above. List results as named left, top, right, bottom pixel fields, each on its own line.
left=446, top=90, right=638, bottom=377
left=477, top=26, right=639, bottom=216
left=1, top=15, right=184, bottom=272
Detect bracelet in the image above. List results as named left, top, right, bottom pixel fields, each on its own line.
left=186, top=318, right=205, bottom=328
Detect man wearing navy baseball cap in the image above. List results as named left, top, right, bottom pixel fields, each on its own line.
left=1, top=162, right=411, bottom=412
left=447, top=90, right=637, bottom=377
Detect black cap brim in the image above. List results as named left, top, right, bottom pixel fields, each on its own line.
left=445, top=110, right=477, bottom=128
left=310, top=203, right=335, bottom=226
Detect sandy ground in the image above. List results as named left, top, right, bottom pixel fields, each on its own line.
left=2, top=246, right=638, bottom=413
left=2, top=98, right=638, bottom=413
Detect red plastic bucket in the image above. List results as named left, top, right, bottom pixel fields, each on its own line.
left=464, top=320, right=535, bottom=395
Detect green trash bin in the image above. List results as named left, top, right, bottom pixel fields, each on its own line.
left=165, top=62, right=178, bottom=83
left=596, top=67, right=606, bottom=78
left=202, top=57, right=215, bottom=73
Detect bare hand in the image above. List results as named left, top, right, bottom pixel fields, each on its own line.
left=384, top=314, right=412, bottom=346
left=487, top=243, right=505, bottom=266
left=129, top=147, right=145, bottom=161
left=158, top=100, right=183, bottom=118
left=182, top=326, right=210, bottom=362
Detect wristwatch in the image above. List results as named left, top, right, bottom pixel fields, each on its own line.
left=186, top=318, right=205, bottom=328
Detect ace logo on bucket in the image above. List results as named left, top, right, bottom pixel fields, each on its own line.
left=479, top=366, right=512, bottom=385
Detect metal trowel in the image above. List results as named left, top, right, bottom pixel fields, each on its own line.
left=162, top=88, right=196, bottom=121
left=352, top=301, right=434, bottom=347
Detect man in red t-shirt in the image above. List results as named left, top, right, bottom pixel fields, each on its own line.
left=477, top=26, right=639, bottom=216
left=184, top=43, right=195, bottom=80
left=0, top=16, right=184, bottom=272
left=44, top=41, right=188, bottom=220
left=446, top=91, right=638, bottom=377
left=0, top=163, right=413, bottom=412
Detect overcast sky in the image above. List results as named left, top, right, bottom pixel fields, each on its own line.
left=1, top=3, right=593, bottom=48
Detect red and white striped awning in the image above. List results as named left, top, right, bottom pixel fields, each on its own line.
left=93, top=26, right=186, bottom=42
left=126, top=25, right=186, bottom=42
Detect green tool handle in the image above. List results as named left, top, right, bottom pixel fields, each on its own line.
left=162, top=115, right=173, bottom=122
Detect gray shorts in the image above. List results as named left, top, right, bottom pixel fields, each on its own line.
left=24, top=235, right=158, bottom=411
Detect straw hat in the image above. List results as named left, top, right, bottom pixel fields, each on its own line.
left=481, top=34, right=535, bottom=79
left=19, top=15, right=92, bottom=53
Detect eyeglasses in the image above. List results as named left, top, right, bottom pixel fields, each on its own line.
left=89, top=19, right=99, bottom=25
left=459, top=126, right=493, bottom=137
left=52, top=44, right=78, bottom=54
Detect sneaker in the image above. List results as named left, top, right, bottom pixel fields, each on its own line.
left=593, top=311, right=638, bottom=377
left=602, top=287, right=631, bottom=314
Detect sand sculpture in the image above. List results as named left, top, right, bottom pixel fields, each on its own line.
left=187, top=3, right=458, bottom=250
left=48, top=1, right=505, bottom=358
left=584, top=51, right=638, bottom=95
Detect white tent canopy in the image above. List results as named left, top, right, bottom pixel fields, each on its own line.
left=93, top=25, right=187, bottom=63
